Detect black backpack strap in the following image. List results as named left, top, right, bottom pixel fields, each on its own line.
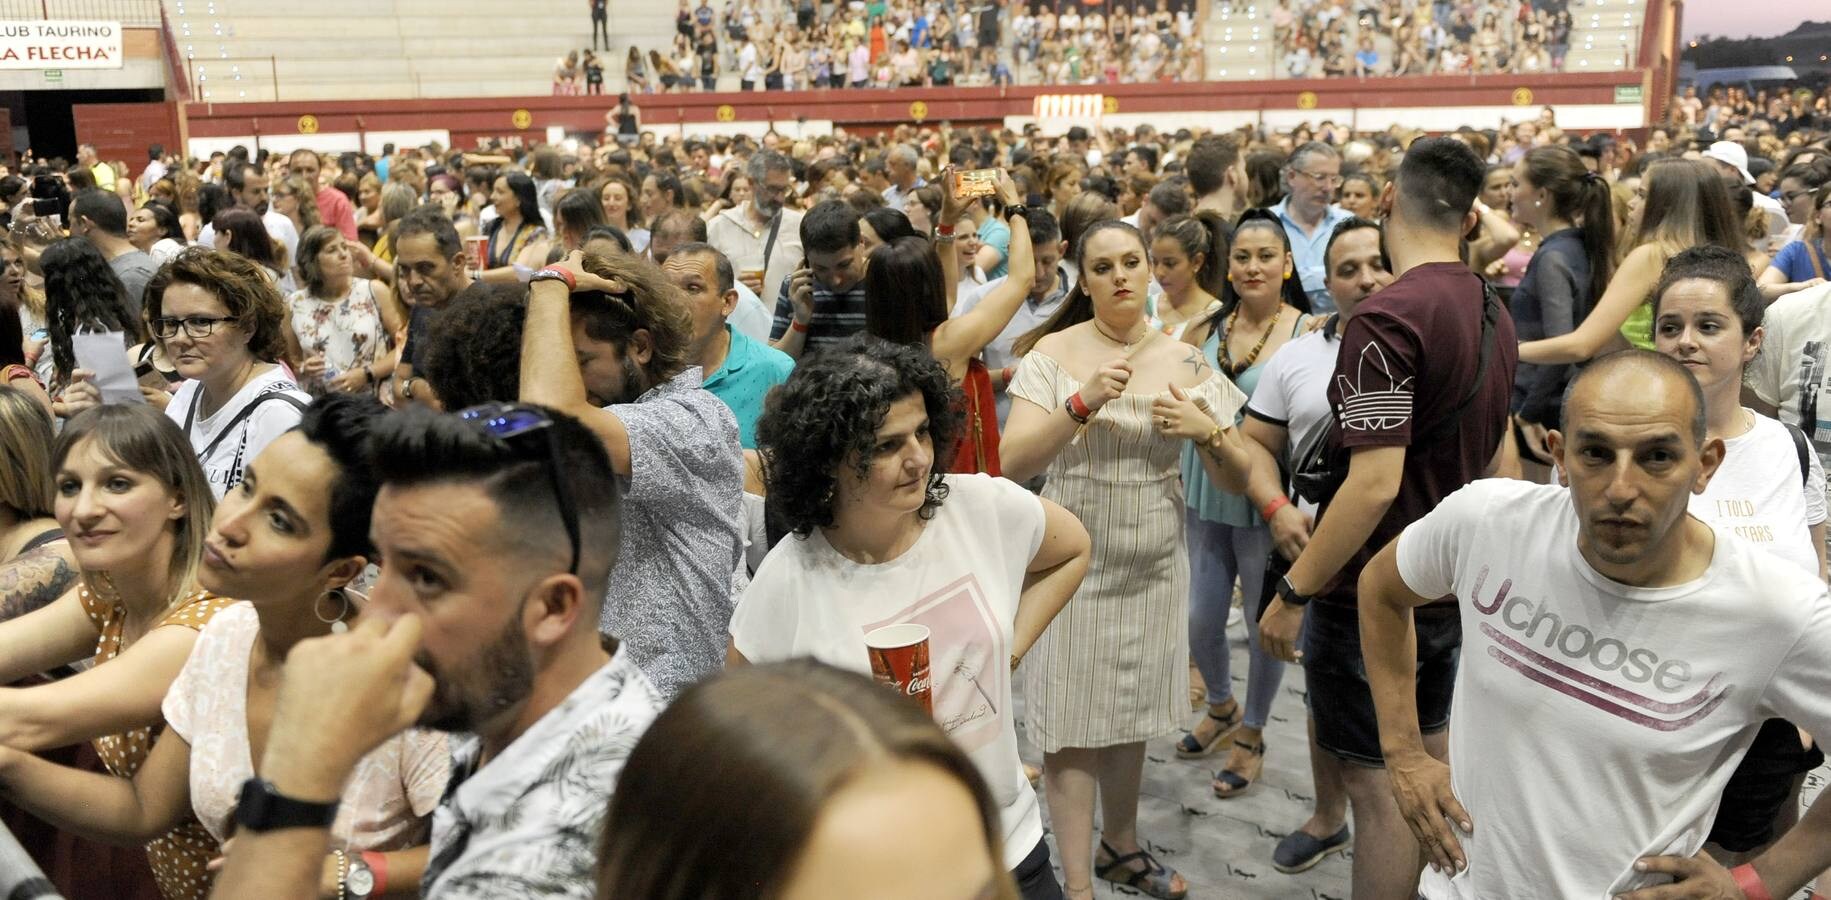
left=762, top=211, right=785, bottom=273
left=1415, top=278, right=1502, bottom=444
left=1785, top=420, right=1813, bottom=487
left=199, top=391, right=308, bottom=460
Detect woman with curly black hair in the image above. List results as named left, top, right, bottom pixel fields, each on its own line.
left=732, top=334, right=1092, bottom=900
left=37, top=237, right=169, bottom=416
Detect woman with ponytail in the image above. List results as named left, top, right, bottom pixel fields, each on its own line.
left=1149, top=210, right=1230, bottom=340
left=1519, top=158, right=1741, bottom=363
left=1169, top=208, right=1313, bottom=796
left=1508, top=145, right=1617, bottom=470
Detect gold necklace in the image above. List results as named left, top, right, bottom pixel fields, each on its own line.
left=1218, top=304, right=1283, bottom=376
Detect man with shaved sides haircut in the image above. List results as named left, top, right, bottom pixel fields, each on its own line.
left=1359, top=350, right=1831, bottom=899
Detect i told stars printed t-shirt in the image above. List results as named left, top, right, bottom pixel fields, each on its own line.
left=730, top=473, right=1047, bottom=870
left=1395, top=478, right=1831, bottom=899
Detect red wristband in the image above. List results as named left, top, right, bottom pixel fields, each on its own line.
left=1067, top=391, right=1092, bottom=420
left=537, top=265, right=577, bottom=290
left=790, top=318, right=810, bottom=334
left=936, top=223, right=955, bottom=236
left=1732, top=864, right=1774, bottom=900
left=1261, top=495, right=1291, bottom=521
left=361, top=850, right=389, bottom=896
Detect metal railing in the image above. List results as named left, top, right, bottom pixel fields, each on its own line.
left=186, top=54, right=279, bottom=101
left=0, top=0, right=163, bottom=27
left=0, top=818, right=64, bottom=900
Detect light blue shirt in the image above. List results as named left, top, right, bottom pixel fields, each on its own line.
left=702, top=325, right=795, bottom=449
left=977, top=216, right=1012, bottom=281
left=1270, top=198, right=1353, bottom=314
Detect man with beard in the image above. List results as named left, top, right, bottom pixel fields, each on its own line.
left=519, top=249, right=743, bottom=699
left=706, top=149, right=802, bottom=309
left=210, top=403, right=662, bottom=899
left=392, top=207, right=476, bottom=408
left=198, top=161, right=300, bottom=276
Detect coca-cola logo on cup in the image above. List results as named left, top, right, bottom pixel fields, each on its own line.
left=865, top=623, right=934, bottom=717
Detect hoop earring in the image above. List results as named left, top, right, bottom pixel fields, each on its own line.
left=315, top=588, right=351, bottom=634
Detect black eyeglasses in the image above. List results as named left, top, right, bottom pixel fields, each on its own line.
left=152, top=315, right=235, bottom=339
left=456, top=403, right=582, bottom=576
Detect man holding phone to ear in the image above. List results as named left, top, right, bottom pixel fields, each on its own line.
left=768, top=200, right=867, bottom=360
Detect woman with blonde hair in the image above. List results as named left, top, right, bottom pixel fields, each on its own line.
left=1519, top=158, right=1743, bottom=363
left=270, top=174, right=320, bottom=237
left=599, top=661, right=1020, bottom=900
left=0, top=404, right=232, bottom=898
left=355, top=172, right=384, bottom=246
left=0, top=385, right=75, bottom=621
left=368, top=182, right=419, bottom=264
left=0, top=395, right=449, bottom=899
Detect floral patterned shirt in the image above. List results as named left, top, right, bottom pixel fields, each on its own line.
left=420, top=645, right=661, bottom=899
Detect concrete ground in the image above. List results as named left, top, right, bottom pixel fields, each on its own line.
left=1015, top=616, right=1827, bottom=900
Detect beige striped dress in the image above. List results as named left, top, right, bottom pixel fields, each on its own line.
left=1010, top=350, right=1246, bottom=752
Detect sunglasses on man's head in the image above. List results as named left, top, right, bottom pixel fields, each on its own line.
left=456, top=403, right=582, bottom=576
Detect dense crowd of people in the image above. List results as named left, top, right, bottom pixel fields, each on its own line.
left=2, top=82, right=1831, bottom=900
left=573, top=0, right=1612, bottom=92
left=1276, top=0, right=1576, bottom=77
left=590, top=0, right=1210, bottom=91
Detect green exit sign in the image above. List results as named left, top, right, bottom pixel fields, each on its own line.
left=42, top=69, right=62, bottom=82
left=1614, top=85, right=1643, bottom=104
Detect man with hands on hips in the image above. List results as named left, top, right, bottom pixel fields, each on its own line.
left=1363, top=352, right=1831, bottom=899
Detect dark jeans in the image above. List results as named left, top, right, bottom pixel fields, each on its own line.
left=1303, top=601, right=1461, bottom=767
left=1012, top=839, right=1064, bottom=900
left=740, top=79, right=756, bottom=91
left=700, top=76, right=716, bottom=90
left=590, top=12, right=608, bottom=49
left=1709, top=718, right=1825, bottom=851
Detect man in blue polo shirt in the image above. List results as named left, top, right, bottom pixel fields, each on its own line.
left=666, top=241, right=794, bottom=448
left=1272, top=141, right=1354, bottom=314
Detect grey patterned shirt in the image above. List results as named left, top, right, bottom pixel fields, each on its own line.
left=602, top=366, right=746, bottom=698
left=421, top=646, right=662, bottom=899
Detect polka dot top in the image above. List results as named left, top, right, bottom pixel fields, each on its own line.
left=79, top=584, right=235, bottom=900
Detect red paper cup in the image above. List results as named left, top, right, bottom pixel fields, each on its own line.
left=465, top=235, right=489, bottom=275
left=865, top=623, right=932, bottom=715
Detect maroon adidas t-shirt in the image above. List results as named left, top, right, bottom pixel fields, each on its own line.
left=1317, top=262, right=1519, bottom=607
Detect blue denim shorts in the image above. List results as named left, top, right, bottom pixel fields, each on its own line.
left=1302, top=601, right=1461, bottom=768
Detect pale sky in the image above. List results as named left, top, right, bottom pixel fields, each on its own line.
left=1681, top=0, right=1819, bottom=41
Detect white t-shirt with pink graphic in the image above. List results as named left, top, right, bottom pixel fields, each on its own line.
left=730, top=473, right=1046, bottom=869
left=1396, top=478, right=1831, bottom=899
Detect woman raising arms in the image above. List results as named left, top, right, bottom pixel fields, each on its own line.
left=1518, top=159, right=1742, bottom=365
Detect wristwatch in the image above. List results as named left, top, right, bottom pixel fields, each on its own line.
left=1275, top=574, right=1313, bottom=609
left=1005, top=203, right=1029, bottom=221
left=345, top=853, right=377, bottom=899
left=235, top=777, right=338, bottom=833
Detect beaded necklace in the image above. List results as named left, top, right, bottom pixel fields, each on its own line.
left=1218, top=304, right=1283, bottom=376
